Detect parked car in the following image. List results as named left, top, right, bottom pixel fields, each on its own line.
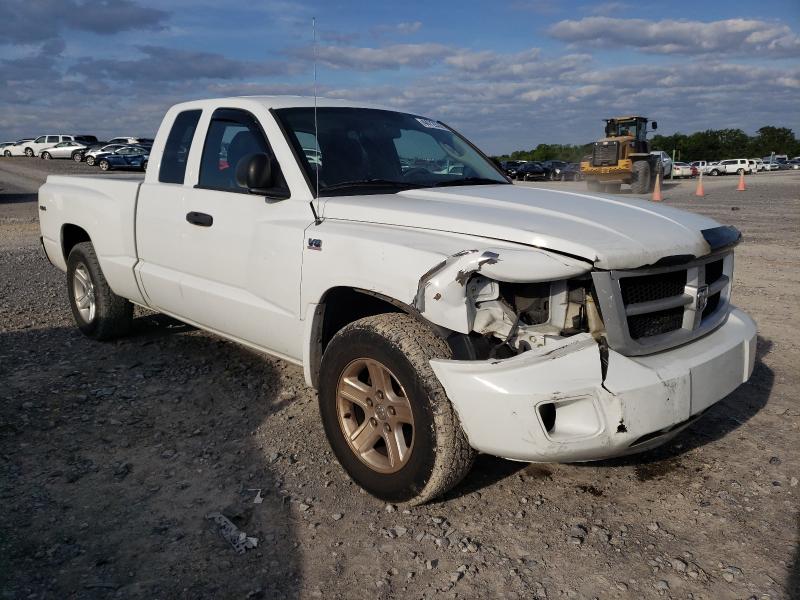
left=540, top=160, right=568, bottom=181
left=95, top=145, right=149, bottom=171
left=39, top=141, right=91, bottom=161
left=3, top=139, right=35, bottom=157
left=75, top=135, right=99, bottom=145
left=0, top=141, right=16, bottom=153
left=750, top=158, right=766, bottom=172
left=650, top=150, right=673, bottom=177
left=501, top=160, right=526, bottom=178
left=787, top=159, right=800, bottom=170
left=38, top=95, right=756, bottom=504
left=107, top=137, right=153, bottom=147
left=84, top=144, right=125, bottom=166
left=708, top=159, right=751, bottom=176
left=671, top=162, right=693, bottom=178
left=689, top=160, right=712, bottom=174
left=560, top=162, right=582, bottom=181
left=515, top=161, right=547, bottom=181
left=24, top=135, right=78, bottom=157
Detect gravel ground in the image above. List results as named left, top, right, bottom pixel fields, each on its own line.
left=1, top=159, right=798, bottom=599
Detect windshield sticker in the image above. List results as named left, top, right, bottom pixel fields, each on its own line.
left=416, top=118, right=448, bottom=131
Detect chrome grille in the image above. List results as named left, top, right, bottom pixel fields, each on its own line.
left=591, top=252, right=734, bottom=355
left=592, top=141, right=618, bottom=166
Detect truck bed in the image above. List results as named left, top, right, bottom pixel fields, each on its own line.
left=39, top=175, right=146, bottom=304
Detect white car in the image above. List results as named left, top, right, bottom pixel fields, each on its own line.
left=708, top=159, right=751, bottom=176
left=3, top=139, right=34, bottom=157
left=84, top=144, right=126, bottom=166
left=23, top=135, right=77, bottom=157
left=750, top=158, right=766, bottom=172
left=39, top=141, right=90, bottom=161
left=38, top=96, right=757, bottom=504
left=671, top=162, right=693, bottom=178
left=107, top=136, right=153, bottom=147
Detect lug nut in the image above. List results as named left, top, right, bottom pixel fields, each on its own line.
left=376, top=390, right=384, bottom=400
left=387, top=406, right=396, bottom=416
left=366, top=398, right=373, bottom=407
left=370, top=417, right=378, bottom=427
left=383, top=423, right=391, bottom=433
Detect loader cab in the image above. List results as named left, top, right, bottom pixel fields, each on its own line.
left=603, top=116, right=653, bottom=143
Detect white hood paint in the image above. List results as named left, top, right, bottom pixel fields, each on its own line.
left=323, top=185, right=720, bottom=269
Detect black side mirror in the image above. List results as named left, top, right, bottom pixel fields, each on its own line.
left=651, top=121, right=658, bottom=130
left=236, top=153, right=274, bottom=192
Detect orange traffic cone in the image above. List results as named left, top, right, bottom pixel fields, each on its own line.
left=695, top=171, right=705, bottom=198
left=652, top=172, right=663, bottom=202
left=737, top=171, right=746, bottom=191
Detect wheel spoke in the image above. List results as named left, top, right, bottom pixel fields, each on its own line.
left=389, top=401, right=413, bottom=425
left=76, top=294, right=90, bottom=309
left=74, top=268, right=90, bottom=289
left=350, top=419, right=381, bottom=453
left=338, top=376, right=372, bottom=410
left=383, top=428, right=405, bottom=468
left=365, top=360, right=391, bottom=392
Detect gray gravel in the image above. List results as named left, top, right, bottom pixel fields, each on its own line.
left=1, top=159, right=799, bottom=599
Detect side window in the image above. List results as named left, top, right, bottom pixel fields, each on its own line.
left=46, top=136, right=59, bottom=143
left=159, top=110, right=201, bottom=184
left=34, top=136, right=46, bottom=143
left=197, top=108, right=288, bottom=195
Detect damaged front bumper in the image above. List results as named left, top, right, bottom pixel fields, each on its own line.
left=430, top=307, right=757, bottom=462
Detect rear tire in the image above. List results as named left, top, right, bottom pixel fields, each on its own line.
left=86, top=156, right=95, bottom=166
left=66, top=242, right=133, bottom=340
left=73, top=152, right=83, bottom=162
left=41, top=152, right=51, bottom=160
left=99, top=159, right=110, bottom=171
left=630, top=161, right=651, bottom=194
left=318, top=314, right=475, bottom=504
left=3, top=151, right=10, bottom=157
left=24, top=148, right=33, bottom=157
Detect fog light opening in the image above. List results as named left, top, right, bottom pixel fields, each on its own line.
left=539, top=403, right=556, bottom=433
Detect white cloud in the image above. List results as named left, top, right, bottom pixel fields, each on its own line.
left=548, top=17, right=800, bottom=57
left=292, top=43, right=454, bottom=70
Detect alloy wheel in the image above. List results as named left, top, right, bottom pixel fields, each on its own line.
left=336, top=358, right=415, bottom=474
left=72, top=263, right=96, bottom=323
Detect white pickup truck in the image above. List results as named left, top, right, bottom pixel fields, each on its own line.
left=39, top=96, right=757, bottom=504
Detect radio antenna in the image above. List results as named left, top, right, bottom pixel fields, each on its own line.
left=311, top=17, right=322, bottom=224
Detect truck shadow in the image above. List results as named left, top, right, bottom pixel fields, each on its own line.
left=0, top=191, right=37, bottom=204
left=0, top=324, right=302, bottom=599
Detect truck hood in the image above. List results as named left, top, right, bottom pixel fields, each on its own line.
left=322, top=184, right=721, bottom=269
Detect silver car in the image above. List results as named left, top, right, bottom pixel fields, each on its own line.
left=39, top=141, right=90, bottom=161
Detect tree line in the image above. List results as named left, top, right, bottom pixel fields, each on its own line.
left=494, top=126, right=800, bottom=163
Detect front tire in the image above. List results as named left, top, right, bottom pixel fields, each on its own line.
left=318, top=314, right=475, bottom=504
left=99, top=159, right=110, bottom=171
left=73, top=152, right=83, bottom=162
left=24, top=148, right=33, bottom=157
left=86, top=156, right=95, bottom=166
left=41, top=152, right=51, bottom=160
left=67, top=242, right=133, bottom=340
left=630, top=160, right=651, bottom=194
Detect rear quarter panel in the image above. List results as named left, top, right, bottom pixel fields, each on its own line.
left=39, top=175, right=146, bottom=304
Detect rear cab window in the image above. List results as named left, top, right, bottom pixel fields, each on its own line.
left=159, top=110, right=202, bottom=184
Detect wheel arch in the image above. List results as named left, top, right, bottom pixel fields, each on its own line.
left=61, top=223, right=91, bottom=262
left=304, top=286, right=450, bottom=388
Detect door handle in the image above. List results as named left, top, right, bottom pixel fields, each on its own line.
left=186, top=211, right=213, bottom=227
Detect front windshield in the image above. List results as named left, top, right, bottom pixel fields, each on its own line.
left=274, top=107, right=508, bottom=196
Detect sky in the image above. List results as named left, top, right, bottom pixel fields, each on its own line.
left=1, top=0, right=799, bottom=154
